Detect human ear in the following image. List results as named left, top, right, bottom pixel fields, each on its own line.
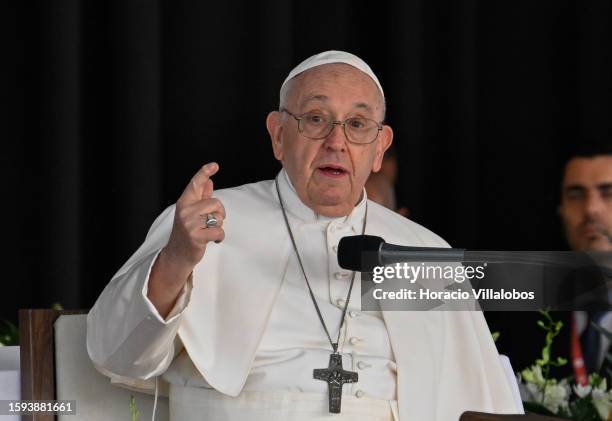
left=266, top=111, right=284, bottom=161
left=372, top=125, right=393, bottom=173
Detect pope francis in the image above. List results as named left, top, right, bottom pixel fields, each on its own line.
left=87, top=51, right=522, bottom=420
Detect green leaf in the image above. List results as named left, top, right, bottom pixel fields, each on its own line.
left=542, top=347, right=550, bottom=361
left=130, top=395, right=139, bottom=421
left=523, top=310, right=570, bottom=391
left=0, top=320, right=19, bottom=346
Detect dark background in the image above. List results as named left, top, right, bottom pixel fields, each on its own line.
left=5, top=1, right=611, bottom=369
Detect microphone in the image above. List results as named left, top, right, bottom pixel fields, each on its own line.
left=337, top=235, right=606, bottom=272
left=337, top=235, right=465, bottom=271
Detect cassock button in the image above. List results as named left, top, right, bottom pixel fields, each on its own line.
left=329, top=223, right=341, bottom=232
left=336, top=298, right=346, bottom=307
left=332, top=245, right=338, bottom=253
left=349, top=337, right=361, bottom=345
left=357, top=361, right=368, bottom=370
left=355, top=390, right=365, bottom=398
left=334, top=272, right=349, bottom=280
left=349, top=311, right=359, bottom=318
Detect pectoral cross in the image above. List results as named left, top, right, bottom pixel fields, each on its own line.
left=313, top=353, right=358, bottom=413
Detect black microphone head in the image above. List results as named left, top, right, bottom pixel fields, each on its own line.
left=338, top=235, right=385, bottom=271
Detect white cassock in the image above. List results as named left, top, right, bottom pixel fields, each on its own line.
left=87, top=169, right=521, bottom=420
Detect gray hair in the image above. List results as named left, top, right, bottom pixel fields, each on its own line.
left=278, top=74, right=387, bottom=121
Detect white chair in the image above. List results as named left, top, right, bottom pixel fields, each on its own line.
left=19, top=309, right=168, bottom=421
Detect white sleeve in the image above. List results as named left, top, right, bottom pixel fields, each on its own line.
left=86, top=205, right=192, bottom=380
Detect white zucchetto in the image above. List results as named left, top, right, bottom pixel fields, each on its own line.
left=280, top=50, right=384, bottom=99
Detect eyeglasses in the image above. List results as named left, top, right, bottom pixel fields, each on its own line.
left=280, top=108, right=383, bottom=144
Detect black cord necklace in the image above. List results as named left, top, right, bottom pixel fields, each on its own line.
left=275, top=176, right=367, bottom=413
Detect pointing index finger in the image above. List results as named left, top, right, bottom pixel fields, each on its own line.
left=179, top=162, right=219, bottom=203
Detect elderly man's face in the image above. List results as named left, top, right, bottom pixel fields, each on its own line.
left=266, top=64, right=393, bottom=217
left=559, top=155, right=612, bottom=251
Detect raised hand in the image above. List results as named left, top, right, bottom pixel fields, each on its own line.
left=148, top=162, right=226, bottom=317
left=164, top=162, right=226, bottom=268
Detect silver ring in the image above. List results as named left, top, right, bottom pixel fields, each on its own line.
left=204, top=213, right=218, bottom=228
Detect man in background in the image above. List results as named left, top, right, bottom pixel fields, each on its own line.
left=365, top=147, right=409, bottom=216
left=558, top=144, right=612, bottom=379
left=559, top=145, right=612, bottom=254
left=485, top=143, right=612, bottom=380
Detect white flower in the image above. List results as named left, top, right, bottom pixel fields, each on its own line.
left=542, top=382, right=569, bottom=414
left=523, top=382, right=543, bottom=403
left=591, top=388, right=612, bottom=420
left=518, top=366, right=571, bottom=414
left=573, top=383, right=592, bottom=398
